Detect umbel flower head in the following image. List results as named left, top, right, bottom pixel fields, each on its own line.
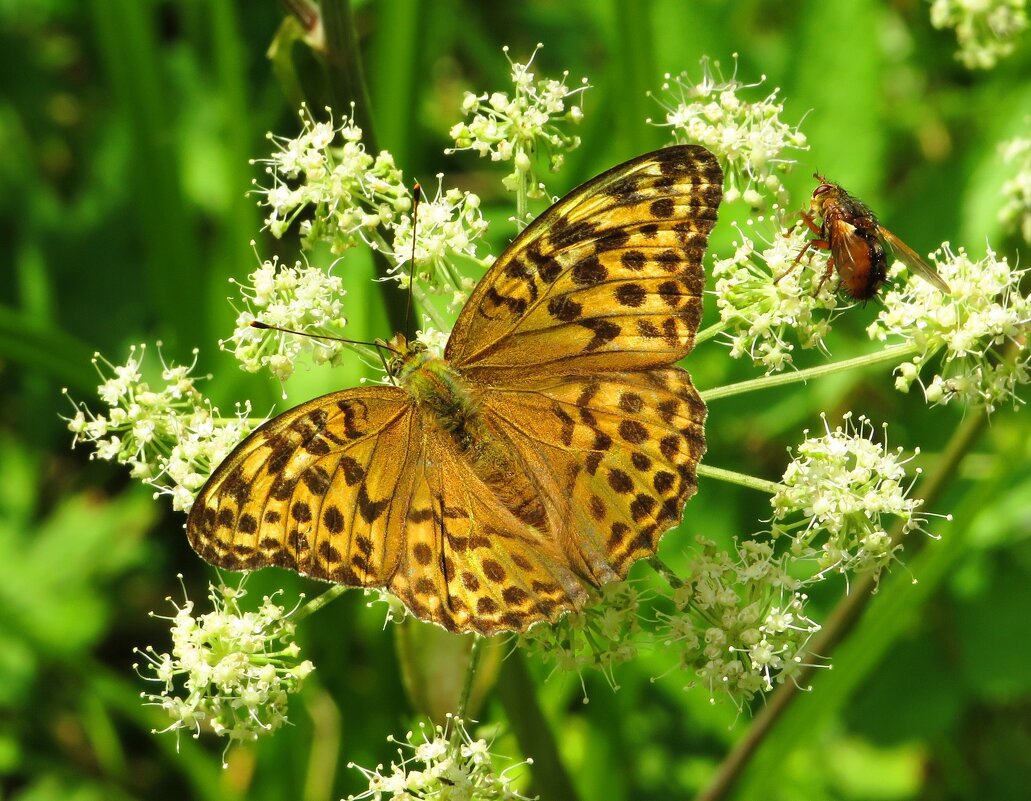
left=651, top=55, right=808, bottom=207
left=711, top=217, right=837, bottom=372
left=519, top=580, right=643, bottom=692
left=253, top=103, right=409, bottom=251
left=346, top=715, right=534, bottom=801
left=868, top=243, right=1031, bottom=411
left=772, top=413, right=932, bottom=579
left=223, top=254, right=349, bottom=381
left=134, top=578, right=314, bottom=756
left=448, top=43, right=588, bottom=202
left=656, top=538, right=819, bottom=706
left=64, top=344, right=255, bottom=512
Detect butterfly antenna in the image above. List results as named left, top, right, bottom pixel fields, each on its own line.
left=403, top=182, right=421, bottom=337
left=249, top=320, right=399, bottom=355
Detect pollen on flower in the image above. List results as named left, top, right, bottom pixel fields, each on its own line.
left=868, top=243, right=1031, bottom=411
left=655, top=538, right=820, bottom=705
left=930, top=0, right=1028, bottom=70
left=134, top=578, right=314, bottom=757
left=223, top=254, right=349, bottom=381
left=772, top=413, right=934, bottom=580
left=64, top=344, right=256, bottom=512
left=650, top=55, right=808, bottom=207
left=447, top=43, right=588, bottom=203
left=345, top=715, right=535, bottom=801
left=712, top=217, right=838, bottom=372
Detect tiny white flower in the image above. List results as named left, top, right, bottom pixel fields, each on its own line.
left=868, top=243, right=1031, bottom=410
left=447, top=44, right=588, bottom=201
left=652, top=55, right=808, bottom=207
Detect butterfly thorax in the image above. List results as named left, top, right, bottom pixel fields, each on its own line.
left=385, top=333, right=549, bottom=530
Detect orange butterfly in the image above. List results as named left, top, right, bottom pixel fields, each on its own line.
left=187, top=146, right=723, bottom=635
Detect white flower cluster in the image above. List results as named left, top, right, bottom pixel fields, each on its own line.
left=346, top=715, right=533, bottom=801
left=387, top=178, right=490, bottom=304
left=656, top=539, right=818, bottom=705
left=519, top=581, right=642, bottom=691
left=772, top=414, right=928, bottom=579
left=223, top=256, right=348, bottom=381
left=448, top=44, right=588, bottom=200
left=1000, top=134, right=1031, bottom=243
left=930, top=0, right=1027, bottom=69
left=135, top=580, right=314, bottom=753
left=65, top=344, right=254, bottom=512
left=652, top=56, right=808, bottom=207
left=711, top=219, right=837, bottom=372
left=868, top=244, right=1031, bottom=411
left=254, top=104, right=409, bottom=251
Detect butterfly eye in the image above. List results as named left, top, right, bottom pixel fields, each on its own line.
left=387, top=357, right=402, bottom=376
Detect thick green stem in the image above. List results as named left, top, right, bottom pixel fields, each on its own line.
left=695, top=406, right=989, bottom=801
left=318, top=0, right=407, bottom=336
left=700, top=342, right=919, bottom=402
left=497, top=652, right=581, bottom=801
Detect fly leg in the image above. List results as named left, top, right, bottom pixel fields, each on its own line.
left=814, top=256, right=835, bottom=296
left=775, top=211, right=827, bottom=285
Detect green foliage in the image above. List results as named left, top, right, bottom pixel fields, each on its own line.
left=0, top=1, right=1028, bottom=800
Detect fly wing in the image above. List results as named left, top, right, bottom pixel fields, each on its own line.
left=879, top=227, right=951, bottom=293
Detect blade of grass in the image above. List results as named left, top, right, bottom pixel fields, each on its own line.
left=88, top=0, right=204, bottom=350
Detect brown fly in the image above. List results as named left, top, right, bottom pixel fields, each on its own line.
left=783, top=174, right=951, bottom=300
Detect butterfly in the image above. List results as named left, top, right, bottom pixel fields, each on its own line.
left=792, top=174, right=950, bottom=300
left=187, top=145, right=723, bottom=635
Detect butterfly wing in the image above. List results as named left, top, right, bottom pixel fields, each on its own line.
left=398, top=424, right=589, bottom=634
left=445, top=145, right=723, bottom=382
left=475, top=366, right=706, bottom=584
left=187, top=386, right=587, bottom=634
left=187, top=387, right=417, bottom=586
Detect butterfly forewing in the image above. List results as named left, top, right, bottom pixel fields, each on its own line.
left=446, top=145, right=722, bottom=381
left=187, top=387, right=417, bottom=585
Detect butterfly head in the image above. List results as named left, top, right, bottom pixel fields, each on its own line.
left=382, top=333, right=431, bottom=384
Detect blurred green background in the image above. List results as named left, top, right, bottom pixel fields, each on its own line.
left=1, top=1, right=1029, bottom=799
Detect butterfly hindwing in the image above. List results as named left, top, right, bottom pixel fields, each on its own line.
left=477, top=366, right=707, bottom=581
left=394, top=426, right=589, bottom=634
left=446, top=145, right=722, bottom=382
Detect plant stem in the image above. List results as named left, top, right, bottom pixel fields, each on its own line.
left=695, top=319, right=729, bottom=345
left=319, top=0, right=407, bottom=336
left=694, top=405, right=988, bottom=801
left=497, top=651, right=581, bottom=801
left=699, top=342, right=919, bottom=402
left=294, top=585, right=348, bottom=622
left=456, top=635, right=484, bottom=720
left=696, top=464, right=782, bottom=494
